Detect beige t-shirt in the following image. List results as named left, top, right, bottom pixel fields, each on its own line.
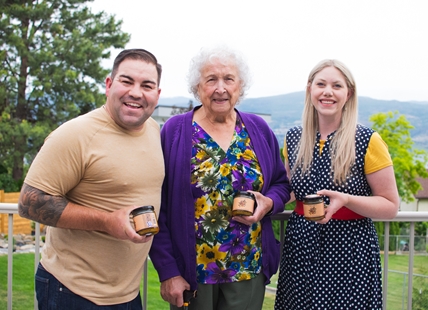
left=25, top=107, right=164, bottom=305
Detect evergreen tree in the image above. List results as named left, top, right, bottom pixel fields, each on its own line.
left=0, top=0, right=130, bottom=186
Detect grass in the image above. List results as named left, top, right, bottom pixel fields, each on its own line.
left=2, top=253, right=427, bottom=310
left=380, top=254, right=428, bottom=310
left=0, top=253, right=276, bottom=309
left=0, top=254, right=35, bottom=309
left=267, top=254, right=428, bottom=310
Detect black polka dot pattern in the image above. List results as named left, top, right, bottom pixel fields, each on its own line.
left=285, top=125, right=374, bottom=203
left=275, top=214, right=382, bottom=309
left=274, top=125, right=383, bottom=309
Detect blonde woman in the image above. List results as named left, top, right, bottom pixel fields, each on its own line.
left=274, top=60, right=399, bottom=309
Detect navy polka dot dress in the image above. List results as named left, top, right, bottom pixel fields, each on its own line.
left=274, top=125, right=383, bottom=309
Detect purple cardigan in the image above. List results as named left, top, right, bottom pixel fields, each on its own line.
left=150, top=107, right=290, bottom=290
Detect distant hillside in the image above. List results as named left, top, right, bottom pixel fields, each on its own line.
left=159, top=93, right=428, bottom=150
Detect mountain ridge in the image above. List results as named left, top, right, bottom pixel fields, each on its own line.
left=158, top=93, right=428, bottom=150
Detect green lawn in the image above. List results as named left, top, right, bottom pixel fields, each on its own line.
left=380, top=255, right=428, bottom=310
left=267, top=254, right=428, bottom=310
left=1, top=253, right=426, bottom=310
left=0, top=254, right=275, bottom=309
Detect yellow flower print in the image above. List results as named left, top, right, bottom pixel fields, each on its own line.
left=219, top=164, right=231, bottom=176
left=238, top=272, right=251, bottom=281
left=195, top=197, right=210, bottom=218
left=196, top=244, right=227, bottom=268
left=241, top=149, right=254, bottom=161
left=191, top=172, right=198, bottom=184
left=200, top=160, right=213, bottom=171
left=250, top=224, right=261, bottom=243
left=196, top=149, right=207, bottom=160
left=208, top=191, right=219, bottom=202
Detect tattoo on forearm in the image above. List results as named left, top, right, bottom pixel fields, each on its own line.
left=18, top=183, right=68, bottom=227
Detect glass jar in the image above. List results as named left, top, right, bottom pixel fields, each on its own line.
left=130, top=205, right=159, bottom=236
left=232, top=191, right=256, bottom=216
left=303, top=194, right=325, bottom=221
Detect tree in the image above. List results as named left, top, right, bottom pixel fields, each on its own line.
left=0, top=0, right=130, bottom=186
left=170, top=100, right=194, bottom=116
left=370, top=111, right=428, bottom=241
left=370, top=111, right=428, bottom=203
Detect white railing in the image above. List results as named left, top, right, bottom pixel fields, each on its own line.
left=271, top=210, right=428, bottom=310
left=1, top=203, right=41, bottom=310
left=379, top=212, right=428, bottom=310
left=0, top=203, right=148, bottom=310
left=2, top=203, right=428, bottom=310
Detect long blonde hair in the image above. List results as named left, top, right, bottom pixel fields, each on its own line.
left=293, top=59, right=358, bottom=185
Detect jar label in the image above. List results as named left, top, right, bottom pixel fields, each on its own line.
left=233, top=197, right=255, bottom=213
left=303, top=202, right=325, bottom=220
left=134, top=213, right=158, bottom=231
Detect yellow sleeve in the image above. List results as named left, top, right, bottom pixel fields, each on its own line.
left=364, top=132, right=393, bottom=174
left=283, top=137, right=288, bottom=161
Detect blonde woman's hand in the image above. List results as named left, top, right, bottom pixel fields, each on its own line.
left=315, top=189, right=350, bottom=224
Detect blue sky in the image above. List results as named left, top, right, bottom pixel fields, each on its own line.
left=90, top=0, right=428, bottom=102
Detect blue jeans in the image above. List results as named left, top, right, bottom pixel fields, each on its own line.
left=35, top=263, right=143, bottom=310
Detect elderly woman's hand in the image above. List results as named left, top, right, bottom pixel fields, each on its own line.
left=232, top=191, right=273, bottom=225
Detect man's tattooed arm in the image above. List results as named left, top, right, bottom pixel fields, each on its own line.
left=18, top=183, right=68, bottom=227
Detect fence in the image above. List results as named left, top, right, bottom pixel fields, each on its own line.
left=381, top=235, right=428, bottom=253
left=387, top=270, right=428, bottom=310
left=0, top=190, right=45, bottom=235
left=271, top=211, right=428, bottom=310
left=0, top=190, right=32, bottom=235
left=2, top=204, right=428, bottom=310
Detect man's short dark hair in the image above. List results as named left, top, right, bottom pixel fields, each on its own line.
left=111, top=49, right=162, bottom=86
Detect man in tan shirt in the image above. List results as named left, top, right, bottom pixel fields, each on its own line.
left=18, top=49, right=164, bottom=309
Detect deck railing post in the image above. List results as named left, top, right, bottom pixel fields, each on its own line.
left=408, top=222, right=415, bottom=310
left=34, top=223, right=40, bottom=310
left=7, top=214, right=13, bottom=310
left=383, top=221, right=390, bottom=310
left=143, top=259, right=148, bottom=309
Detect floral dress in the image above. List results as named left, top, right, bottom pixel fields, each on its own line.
left=191, top=115, right=264, bottom=284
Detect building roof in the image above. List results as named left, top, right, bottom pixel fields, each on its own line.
left=415, top=175, right=428, bottom=199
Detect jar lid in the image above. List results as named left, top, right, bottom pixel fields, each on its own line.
left=304, top=194, right=323, bottom=201
left=131, top=205, right=154, bottom=216
left=235, top=191, right=255, bottom=200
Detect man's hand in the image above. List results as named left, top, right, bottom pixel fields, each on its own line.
left=102, top=205, right=154, bottom=243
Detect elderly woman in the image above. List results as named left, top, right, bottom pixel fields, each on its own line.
left=150, top=46, right=290, bottom=310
